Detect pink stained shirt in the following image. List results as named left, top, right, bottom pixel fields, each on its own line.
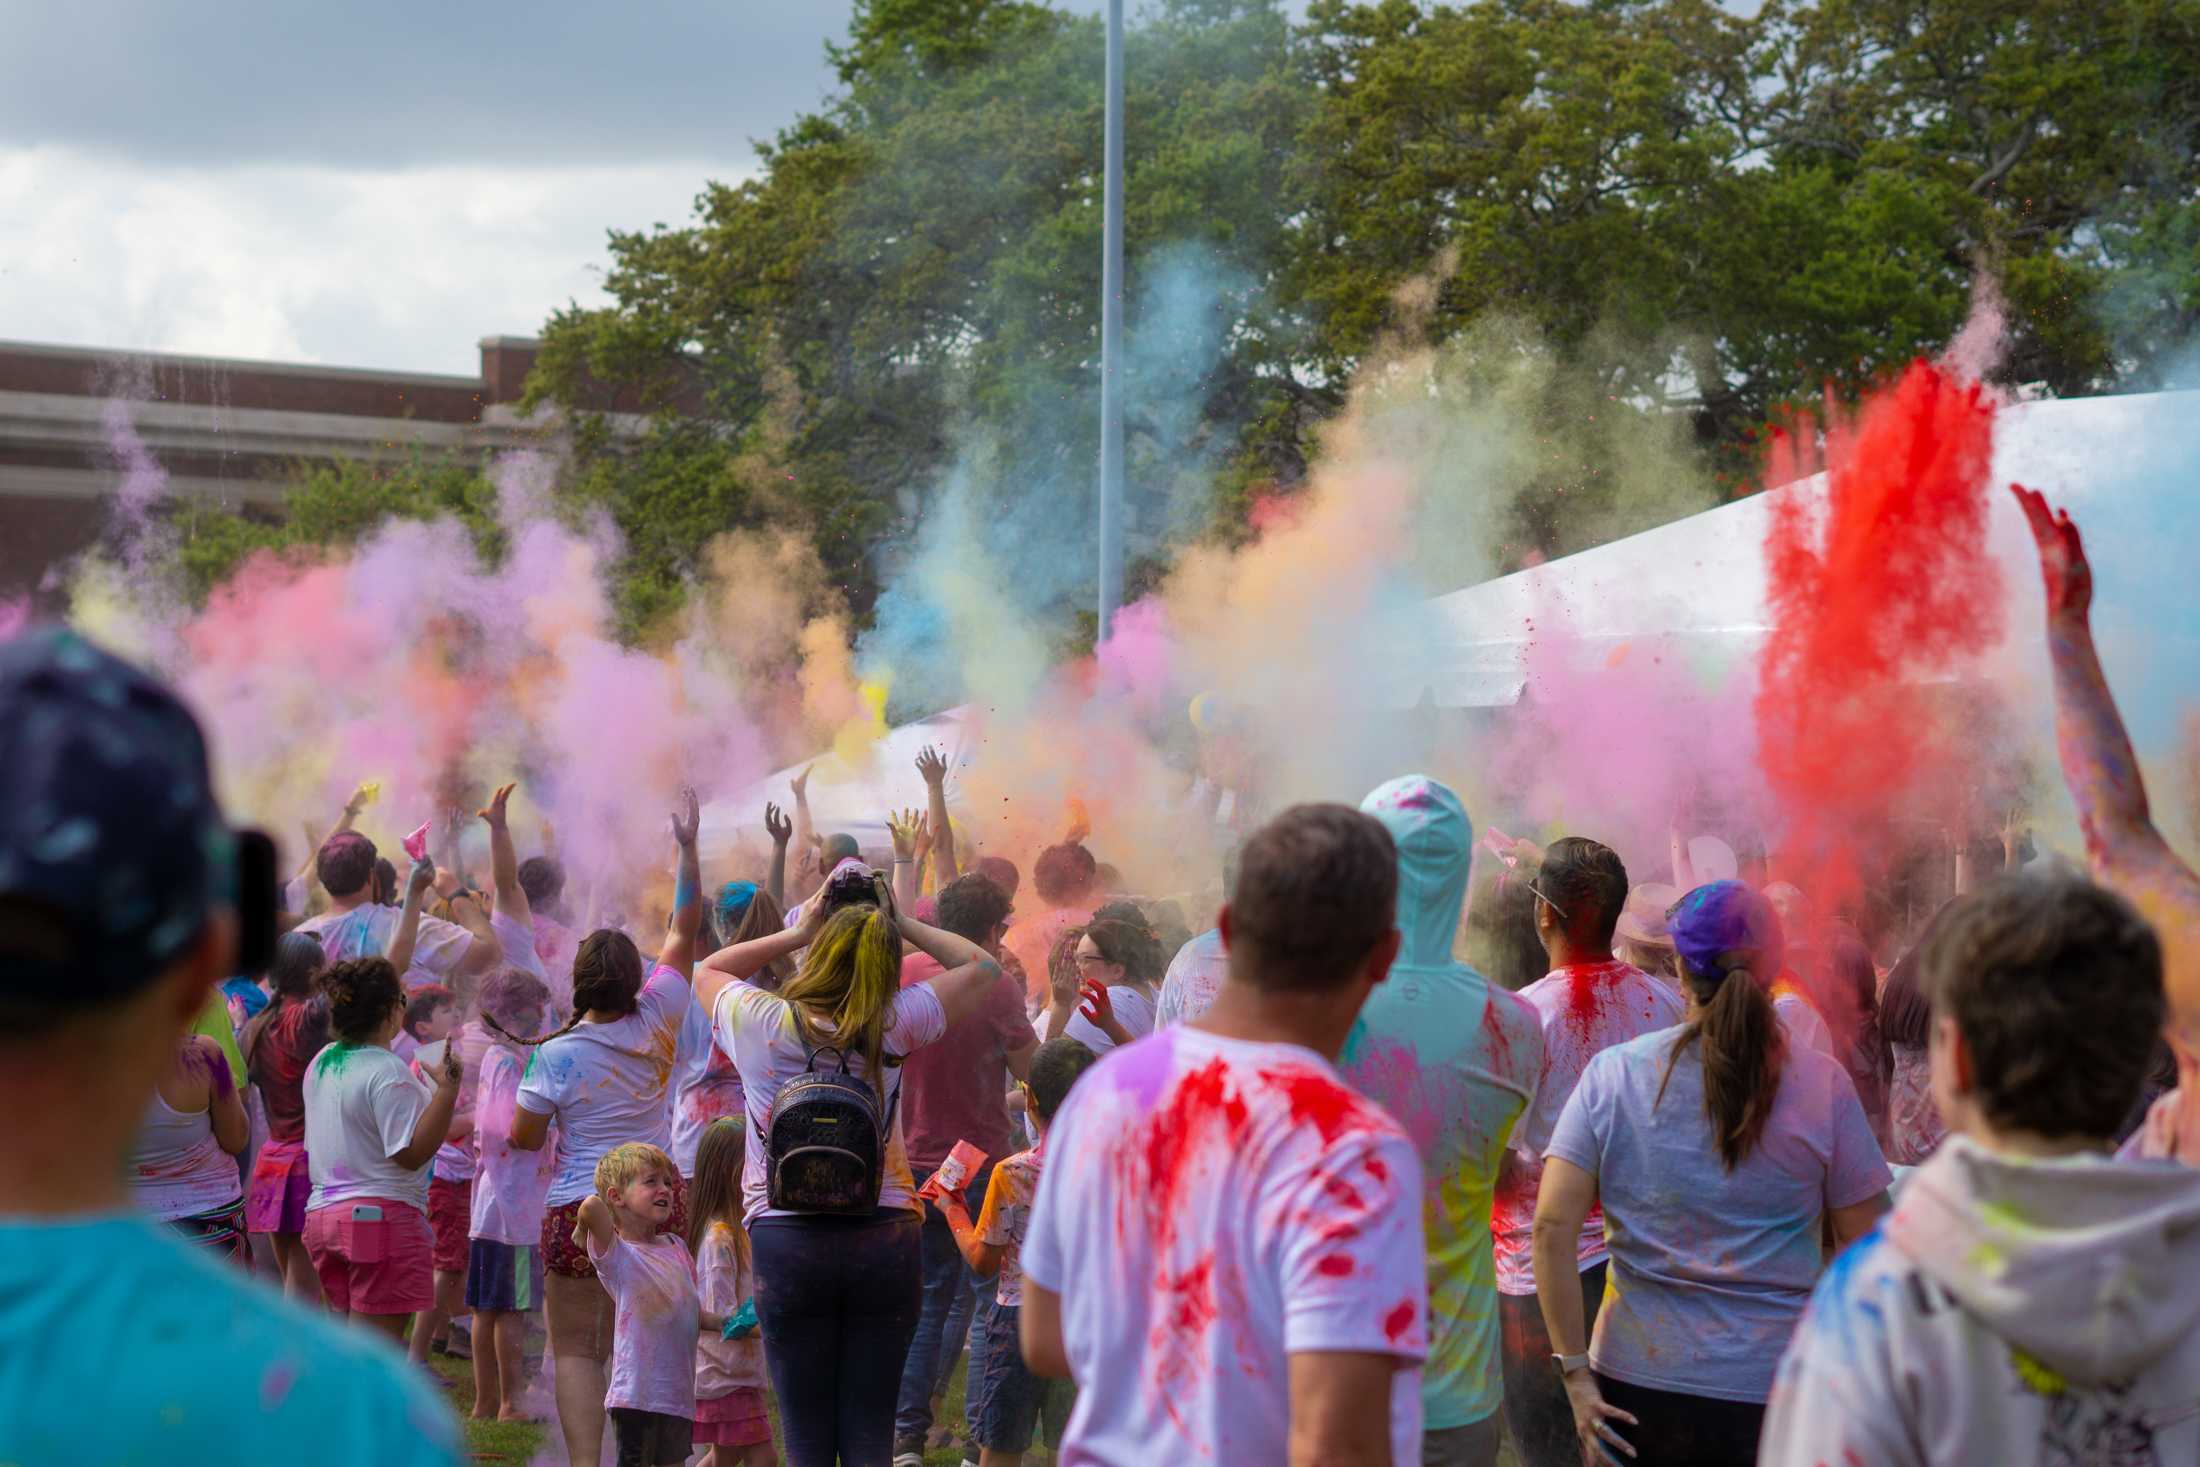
left=897, top=951, right=1034, bottom=1172
left=1492, top=958, right=1684, bottom=1295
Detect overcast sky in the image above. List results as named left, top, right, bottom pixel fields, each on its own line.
left=0, top=2, right=876, bottom=374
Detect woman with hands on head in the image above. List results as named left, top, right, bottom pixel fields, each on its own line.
left=696, top=864, right=1005, bottom=1467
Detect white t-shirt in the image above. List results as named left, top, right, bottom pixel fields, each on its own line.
left=587, top=1228, right=700, bottom=1418
left=694, top=1221, right=766, bottom=1398
left=1775, top=991, right=1837, bottom=1059
left=470, top=1044, right=558, bottom=1245
left=712, top=980, right=947, bottom=1225
left=1021, top=1026, right=1430, bottom=1465
left=302, top=1043, right=433, bottom=1212
left=1545, top=1025, right=1892, bottom=1402
left=515, top=965, right=691, bottom=1208
left=669, top=995, right=744, bottom=1178
left=1062, top=983, right=1157, bottom=1055
left=489, top=910, right=546, bottom=980
left=1494, top=959, right=1685, bottom=1295
left=1153, top=929, right=1227, bottom=1028
left=296, top=904, right=474, bottom=986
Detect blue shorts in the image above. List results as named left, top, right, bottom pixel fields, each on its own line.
left=464, top=1238, right=542, bottom=1313
left=968, top=1301, right=1051, bottom=1453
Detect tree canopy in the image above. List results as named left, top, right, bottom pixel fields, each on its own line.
left=189, top=0, right=2200, bottom=644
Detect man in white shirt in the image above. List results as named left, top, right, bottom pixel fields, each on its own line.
left=1020, top=803, right=1432, bottom=1465
left=297, top=831, right=494, bottom=986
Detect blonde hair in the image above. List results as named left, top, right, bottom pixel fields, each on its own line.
left=594, top=1141, right=678, bottom=1199
left=688, top=1118, right=751, bottom=1272
left=776, top=905, right=905, bottom=1090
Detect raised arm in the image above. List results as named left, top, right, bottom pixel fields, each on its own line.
left=917, top=745, right=959, bottom=884
left=386, top=856, right=436, bottom=975
left=2014, top=486, right=2200, bottom=1037
left=480, top=782, right=532, bottom=926
left=764, top=801, right=793, bottom=908
left=790, top=764, right=817, bottom=898
left=658, top=789, right=704, bottom=980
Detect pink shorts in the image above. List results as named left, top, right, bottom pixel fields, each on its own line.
left=695, top=1387, right=773, bottom=1447
left=304, top=1197, right=435, bottom=1316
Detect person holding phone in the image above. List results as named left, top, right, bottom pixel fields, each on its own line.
left=302, top=951, right=467, bottom=1343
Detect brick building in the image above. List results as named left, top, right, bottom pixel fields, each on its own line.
left=0, top=335, right=657, bottom=598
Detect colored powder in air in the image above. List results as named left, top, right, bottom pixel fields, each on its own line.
left=1755, top=359, right=2007, bottom=913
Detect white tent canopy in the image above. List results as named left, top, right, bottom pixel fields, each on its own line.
left=1416, top=388, right=2200, bottom=708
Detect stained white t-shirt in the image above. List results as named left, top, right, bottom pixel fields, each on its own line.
left=470, top=1044, right=558, bottom=1245
left=712, top=980, right=947, bottom=1225
left=1153, top=929, right=1227, bottom=1028
left=1545, top=1025, right=1892, bottom=1403
left=296, top=904, right=473, bottom=987
left=669, top=995, right=744, bottom=1178
left=302, top=1044, right=433, bottom=1212
left=1775, top=991, right=1837, bottom=1060
left=1021, top=1026, right=1430, bottom=1466
left=587, top=1228, right=700, bottom=1418
left=1493, top=959, right=1685, bottom=1295
left=489, top=910, right=546, bottom=980
left=514, top=965, right=690, bottom=1208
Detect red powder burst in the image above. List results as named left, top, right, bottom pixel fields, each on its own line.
left=1755, top=360, right=2005, bottom=913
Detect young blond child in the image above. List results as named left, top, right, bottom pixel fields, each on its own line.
left=572, top=1142, right=726, bottom=1467
left=936, top=1037, right=1100, bottom=1467
left=688, top=1119, right=776, bottom=1466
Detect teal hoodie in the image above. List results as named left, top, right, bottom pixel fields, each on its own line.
left=1341, top=775, right=1544, bottom=1430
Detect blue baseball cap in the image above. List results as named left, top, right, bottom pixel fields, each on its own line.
left=1666, top=880, right=1784, bottom=981
left=0, top=628, right=235, bottom=1005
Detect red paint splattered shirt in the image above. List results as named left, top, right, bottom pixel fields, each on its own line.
left=1021, top=1027, right=1429, bottom=1465
left=1494, top=959, right=1683, bottom=1296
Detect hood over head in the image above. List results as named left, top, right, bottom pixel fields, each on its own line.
left=1889, top=1134, right=2200, bottom=1387
left=1360, top=775, right=1472, bottom=969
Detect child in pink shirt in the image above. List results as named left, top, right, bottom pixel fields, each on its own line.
left=572, top=1143, right=725, bottom=1467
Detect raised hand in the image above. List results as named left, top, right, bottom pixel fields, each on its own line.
left=440, top=1037, right=464, bottom=1091
left=408, top=855, right=438, bottom=898
left=346, top=781, right=380, bottom=818
left=790, top=764, right=813, bottom=801
left=916, top=745, right=950, bottom=788
left=911, top=811, right=934, bottom=858
left=478, top=781, right=517, bottom=830
left=764, top=802, right=793, bottom=847
left=888, top=808, right=923, bottom=862
left=670, top=787, right=701, bottom=848
left=2011, top=484, right=2093, bottom=621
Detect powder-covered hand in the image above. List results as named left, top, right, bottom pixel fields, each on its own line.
left=2012, top=484, right=2093, bottom=621
left=721, top=1299, right=759, bottom=1341
left=764, top=801, right=792, bottom=847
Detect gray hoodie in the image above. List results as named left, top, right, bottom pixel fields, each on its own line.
left=1759, top=1134, right=2200, bottom=1465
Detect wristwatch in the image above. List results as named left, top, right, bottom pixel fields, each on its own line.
left=1552, top=1351, right=1590, bottom=1377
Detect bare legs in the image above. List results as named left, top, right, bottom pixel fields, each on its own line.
left=545, top=1271, right=612, bottom=1466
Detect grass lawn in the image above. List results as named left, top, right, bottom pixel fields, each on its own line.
left=427, top=1349, right=1515, bottom=1466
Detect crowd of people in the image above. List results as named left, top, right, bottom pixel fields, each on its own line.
left=4, top=485, right=2199, bottom=1467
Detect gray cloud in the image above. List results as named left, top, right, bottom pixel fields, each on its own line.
left=0, top=1, right=863, bottom=167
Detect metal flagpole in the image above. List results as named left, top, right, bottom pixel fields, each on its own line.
left=1096, top=0, right=1126, bottom=643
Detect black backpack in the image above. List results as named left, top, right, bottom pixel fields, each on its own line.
left=762, top=1045, right=897, bottom=1214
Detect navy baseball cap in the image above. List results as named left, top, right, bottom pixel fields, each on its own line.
left=0, top=628, right=235, bottom=1004
left=1667, top=880, right=1784, bottom=981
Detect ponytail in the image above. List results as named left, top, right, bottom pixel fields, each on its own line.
left=777, top=905, right=905, bottom=1091
left=1657, top=958, right=1786, bottom=1170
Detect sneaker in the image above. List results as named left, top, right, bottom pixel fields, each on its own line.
left=891, top=1437, right=925, bottom=1467
left=890, top=1454, right=925, bottom=1467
